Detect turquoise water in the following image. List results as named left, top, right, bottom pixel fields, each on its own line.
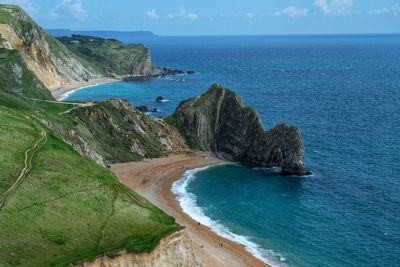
left=64, top=34, right=400, bottom=266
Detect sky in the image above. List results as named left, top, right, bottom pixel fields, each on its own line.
left=0, top=0, right=399, bottom=35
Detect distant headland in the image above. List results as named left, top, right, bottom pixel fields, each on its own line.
left=47, top=29, right=158, bottom=38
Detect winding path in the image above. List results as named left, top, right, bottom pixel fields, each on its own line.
left=0, top=128, right=47, bottom=210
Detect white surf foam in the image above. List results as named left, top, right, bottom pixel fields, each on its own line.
left=172, top=165, right=290, bottom=267
left=253, top=166, right=282, bottom=173
left=58, top=81, right=115, bottom=101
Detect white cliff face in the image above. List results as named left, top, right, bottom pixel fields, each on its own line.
left=78, top=231, right=202, bottom=267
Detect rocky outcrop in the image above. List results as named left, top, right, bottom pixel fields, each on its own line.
left=155, top=96, right=164, bottom=103
left=0, top=5, right=100, bottom=91
left=131, top=48, right=152, bottom=75
left=123, top=67, right=186, bottom=82
left=168, top=84, right=309, bottom=175
left=69, top=98, right=189, bottom=165
left=77, top=230, right=202, bottom=267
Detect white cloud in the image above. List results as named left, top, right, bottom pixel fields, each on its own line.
left=369, top=4, right=400, bottom=16
left=275, top=6, right=310, bottom=18
left=187, top=13, right=199, bottom=20
left=244, top=12, right=256, bottom=19
left=148, top=6, right=199, bottom=20
left=177, top=6, right=199, bottom=20
left=1, top=0, right=37, bottom=14
left=315, top=0, right=353, bottom=15
left=52, top=0, right=88, bottom=21
left=146, top=9, right=159, bottom=19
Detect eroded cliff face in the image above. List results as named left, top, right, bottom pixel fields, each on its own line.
left=65, top=98, right=189, bottom=165
left=131, top=48, right=152, bottom=76
left=169, top=84, right=309, bottom=175
left=0, top=45, right=53, bottom=99
left=77, top=230, right=202, bottom=267
left=0, top=5, right=100, bottom=91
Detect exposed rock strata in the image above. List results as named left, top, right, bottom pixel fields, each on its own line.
left=0, top=44, right=53, bottom=99
left=0, top=6, right=158, bottom=97
left=0, top=7, right=100, bottom=90
left=69, top=98, right=189, bottom=165
left=76, top=230, right=202, bottom=267
left=169, top=84, right=309, bottom=175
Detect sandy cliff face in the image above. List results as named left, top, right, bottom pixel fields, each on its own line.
left=0, top=6, right=100, bottom=91
left=169, top=84, right=309, bottom=175
left=78, top=230, right=202, bottom=267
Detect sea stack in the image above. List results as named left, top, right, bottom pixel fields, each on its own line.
left=167, top=83, right=309, bottom=176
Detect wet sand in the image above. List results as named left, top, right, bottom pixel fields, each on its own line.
left=52, top=78, right=120, bottom=100
left=111, top=152, right=270, bottom=267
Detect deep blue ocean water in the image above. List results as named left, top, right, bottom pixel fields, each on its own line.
left=63, top=34, right=400, bottom=266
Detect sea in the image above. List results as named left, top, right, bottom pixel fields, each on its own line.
left=60, top=33, right=400, bottom=267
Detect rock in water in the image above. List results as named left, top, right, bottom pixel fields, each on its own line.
left=156, top=96, right=165, bottom=103
left=168, top=84, right=309, bottom=176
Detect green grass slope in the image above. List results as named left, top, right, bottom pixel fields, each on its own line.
left=0, top=92, right=187, bottom=166
left=0, top=97, right=181, bottom=267
left=58, top=35, right=156, bottom=76
left=0, top=107, right=38, bottom=195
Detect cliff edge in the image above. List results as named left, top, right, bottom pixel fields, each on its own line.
left=76, top=230, right=202, bottom=267
left=168, top=84, right=309, bottom=175
left=0, top=4, right=100, bottom=90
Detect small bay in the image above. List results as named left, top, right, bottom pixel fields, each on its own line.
left=65, top=34, right=400, bottom=266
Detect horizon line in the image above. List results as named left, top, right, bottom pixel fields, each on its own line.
left=47, top=29, right=400, bottom=37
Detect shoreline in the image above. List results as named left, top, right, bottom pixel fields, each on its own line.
left=111, top=152, right=271, bottom=267
left=52, top=78, right=120, bottom=101
left=52, top=69, right=191, bottom=101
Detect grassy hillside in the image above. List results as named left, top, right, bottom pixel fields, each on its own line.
left=0, top=91, right=188, bottom=165
left=58, top=35, right=156, bottom=76
left=0, top=96, right=181, bottom=267
left=0, top=47, right=53, bottom=99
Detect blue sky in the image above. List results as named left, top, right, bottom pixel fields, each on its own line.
left=1, top=0, right=399, bottom=35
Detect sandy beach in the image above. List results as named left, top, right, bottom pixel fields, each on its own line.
left=52, top=78, right=120, bottom=100
left=111, top=152, right=270, bottom=267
